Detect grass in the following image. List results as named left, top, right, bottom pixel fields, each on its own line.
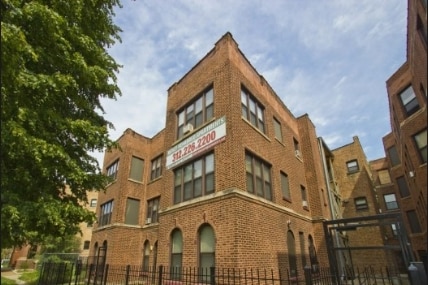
left=19, top=270, right=39, bottom=284
left=1, top=276, right=18, bottom=285
left=1, top=270, right=39, bottom=285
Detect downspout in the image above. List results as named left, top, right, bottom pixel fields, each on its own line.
left=318, top=138, right=345, bottom=278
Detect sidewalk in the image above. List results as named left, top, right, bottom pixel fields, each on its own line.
left=1, top=269, right=26, bottom=284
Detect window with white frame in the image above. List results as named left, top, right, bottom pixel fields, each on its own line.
left=151, top=155, right=163, bottom=180
left=241, top=88, right=265, bottom=133
left=146, top=197, right=160, bottom=224
left=245, top=152, right=272, bottom=200
left=177, top=87, right=214, bottom=139
left=383, top=193, right=399, bottom=210
left=399, top=85, right=419, bottom=116
left=99, top=200, right=114, bottom=226
left=174, top=153, right=214, bottom=204
left=106, top=160, right=119, bottom=180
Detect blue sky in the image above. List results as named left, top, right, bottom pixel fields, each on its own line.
left=96, top=0, right=408, bottom=165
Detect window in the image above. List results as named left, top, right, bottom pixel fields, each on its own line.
left=281, top=172, right=291, bottom=200
left=384, top=194, right=399, bottom=210
left=396, top=176, right=410, bottom=197
left=399, top=85, right=419, bottom=116
left=146, top=197, right=160, bottom=223
left=143, top=241, right=150, bottom=271
left=417, top=14, right=427, bottom=47
left=151, top=155, right=163, bottom=180
left=413, top=129, right=427, bottom=164
left=406, top=210, right=422, bottom=233
left=174, top=153, right=214, bottom=204
left=308, top=235, right=319, bottom=273
left=106, top=160, right=119, bottom=180
left=125, top=198, right=140, bottom=225
left=129, top=156, right=144, bottom=182
left=293, top=138, right=301, bottom=157
left=299, top=232, right=307, bottom=267
left=245, top=152, right=272, bottom=200
left=99, top=200, right=114, bottom=226
left=170, top=229, right=183, bottom=280
left=241, top=88, right=265, bottom=133
left=354, top=197, right=368, bottom=210
left=273, top=118, right=283, bottom=142
left=177, top=87, right=214, bottom=139
left=90, top=198, right=97, bottom=207
left=391, top=224, right=398, bottom=236
left=378, top=169, right=391, bottom=184
left=83, top=241, right=90, bottom=250
left=388, top=146, right=400, bottom=167
left=287, top=231, right=297, bottom=277
left=199, top=224, right=215, bottom=282
left=301, top=185, right=308, bottom=208
left=346, top=160, right=359, bottom=173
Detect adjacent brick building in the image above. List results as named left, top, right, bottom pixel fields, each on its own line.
left=376, top=0, right=427, bottom=270
left=90, top=32, right=388, bottom=275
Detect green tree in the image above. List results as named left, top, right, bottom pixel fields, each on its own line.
left=1, top=0, right=122, bottom=249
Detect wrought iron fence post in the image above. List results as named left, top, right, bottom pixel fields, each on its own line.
left=125, top=265, right=130, bottom=285
left=103, top=264, right=109, bottom=285
left=87, top=264, right=94, bottom=285
left=210, top=266, right=216, bottom=285
left=157, top=265, right=163, bottom=285
left=304, top=265, right=312, bottom=285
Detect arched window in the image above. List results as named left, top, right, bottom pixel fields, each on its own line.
left=143, top=241, right=150, bottom=271
left=94, top=242, right=99, bottom=258
left=287, top=230, right=297, bottom=277
left=199, top=224, right=215, bottom=281
left=171, top=229, right=183, bottom=280
left=308, top=235, right=319, bottom=273
left=152, top=241, right=158, bottom=269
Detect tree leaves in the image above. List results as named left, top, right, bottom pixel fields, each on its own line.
left=1, top=0, right=122, bottom=249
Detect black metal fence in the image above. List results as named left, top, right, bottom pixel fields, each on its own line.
left=37, top=261, right=409, bottom=285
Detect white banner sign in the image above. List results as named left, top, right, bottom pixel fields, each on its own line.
left=166, top=116, right=226, bottom=169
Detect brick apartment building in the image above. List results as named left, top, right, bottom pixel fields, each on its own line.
left=331, top=137, right=387, bottom=269
left=374, top=0, right=427, bottom=269
left=90, top=31, right=390, bottom=275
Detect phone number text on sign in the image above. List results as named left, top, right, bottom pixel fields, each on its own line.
left=166, top=116, right=226, bottom=169
left=172, top=131, right=216, bottom=162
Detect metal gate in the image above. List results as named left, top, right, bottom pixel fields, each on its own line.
left=323, top=213, right=413, bottom=284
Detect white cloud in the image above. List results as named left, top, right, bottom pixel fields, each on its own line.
left=94, top=0, right=407, bottom=166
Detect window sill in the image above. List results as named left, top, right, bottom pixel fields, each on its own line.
left=128, top=178, right=144, bottom=184
left=295, top=154, right=303, bottom=162
left=282, top=197, right=292, bottom=203
left=241, top=117, right=271, bottom=142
